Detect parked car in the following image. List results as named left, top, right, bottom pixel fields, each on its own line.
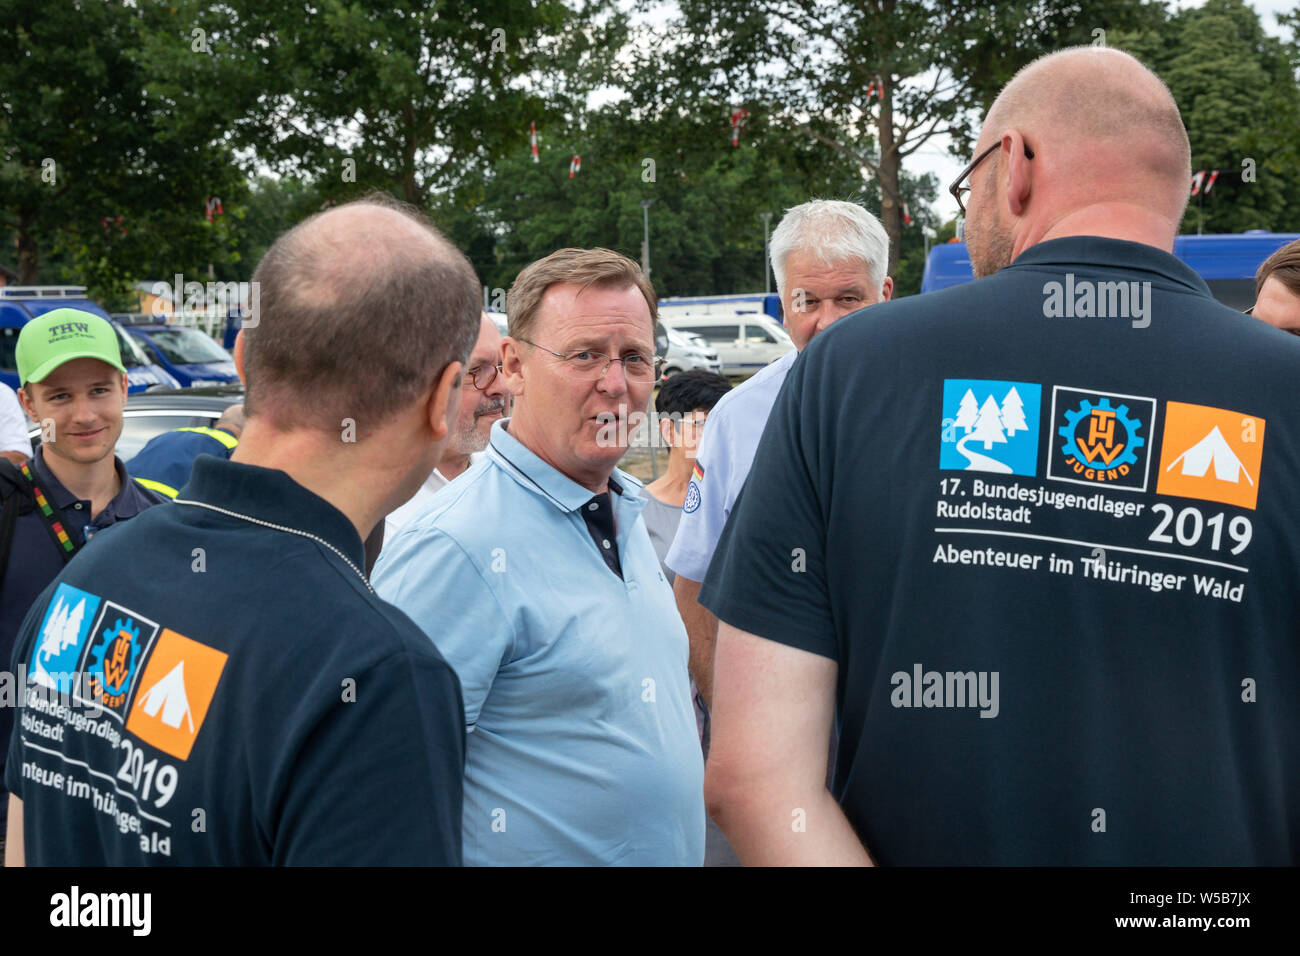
left=659, top=323, right=723, bottom=378
left=28, top=385, right=244, bottom=461
left=661, top=313, right=794, bottom=376
left=1, top=286, right=181, bottom=392
left=116, top=315, right=239, bottom=387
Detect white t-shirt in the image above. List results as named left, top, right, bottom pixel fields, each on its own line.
left=382, top=453, right=483, bottom=544
left=665, top=349, right=797, bottom=581
left=0, top=383, right=33, bottom=458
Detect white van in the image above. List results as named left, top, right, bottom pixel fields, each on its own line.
left=661, top=312, right=794, bottom=376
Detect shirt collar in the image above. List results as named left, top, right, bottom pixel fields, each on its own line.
left=178, top=455, right=366, bottom=569
left=1004, top=236, right=1212, bottom=296
left=485, top=417, right=644, bottom=514
left=32, top=445, right=156, bottom=519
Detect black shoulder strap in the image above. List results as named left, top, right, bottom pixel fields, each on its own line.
left=0, top=459, right=33, bottom=591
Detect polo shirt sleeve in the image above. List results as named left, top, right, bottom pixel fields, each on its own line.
left=372, top=527, right=515, bottom=728
left=697, top=352, right=837, bottom=659
left=664, top=415, right=734, bottom=582
left=275, top=649, right=464, bottom=865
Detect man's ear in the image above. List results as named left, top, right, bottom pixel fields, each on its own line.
left=118, top=372, right=129, bottom=401
left=16, top=385, right=37, bottom=421
left=500, top=337, right=526, bottom=397
left=232, top=329, right=247, bottom=385
left=425, top=360, right=463, bottom=443
left=657, top=414, right=676, bottom=448
left=879, top=277, right=894, bottom=302
left=1004, top=130, right=1033, bottom=218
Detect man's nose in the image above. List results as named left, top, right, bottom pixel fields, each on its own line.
left=596, top=359, right=629, bottom=394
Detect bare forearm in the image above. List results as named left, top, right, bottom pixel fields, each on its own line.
left=5, top=797, right=23, bottom=866
left=673, top=575, right=719, bottom=705
left=707, top=781, right=872, bottom=866
left=0, top=450, right=28, bottom=465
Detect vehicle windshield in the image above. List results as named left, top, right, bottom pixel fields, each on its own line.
left=113, top=325, right=152, bottom=367
left=146, top=327, right=232, bottom=365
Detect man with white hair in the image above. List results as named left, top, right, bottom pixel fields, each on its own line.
left=668, top=198, right=892, bottom=725
left=701, top=47, right=1300, bottom=865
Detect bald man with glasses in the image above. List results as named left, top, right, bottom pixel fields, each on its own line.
left=383, top=314, right=508, bottom=540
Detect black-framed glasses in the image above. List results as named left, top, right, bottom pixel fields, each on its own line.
left=949, top=141, right=1035, bottom=216
left=467, top=363, right=502, bottom=390
left=516, top=337, right=663, bottom=382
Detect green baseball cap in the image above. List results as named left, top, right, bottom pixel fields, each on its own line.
left=16, top=308, right=127, bottom=385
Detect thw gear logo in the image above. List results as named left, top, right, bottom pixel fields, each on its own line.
left=1048, top=387, right=1156, bottom=492
left=75, top=601, right=161, bottom=723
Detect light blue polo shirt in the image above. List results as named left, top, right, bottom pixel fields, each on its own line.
left=373, top=418, right=706, bottom=866
left=666, top=348, right=797, bottom=581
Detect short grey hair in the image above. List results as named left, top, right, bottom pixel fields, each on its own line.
left=770, top=199, right=890, bottom=294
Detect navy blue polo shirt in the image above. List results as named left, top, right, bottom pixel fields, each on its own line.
left=127, top=426, right=239, bottom=499
left=6, top=455, right=465, bottom=864
left=0, top=446, right=163, bottom=834
left=700, top=236, right=1300, bottom=865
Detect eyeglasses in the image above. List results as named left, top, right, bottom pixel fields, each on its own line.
left=1244, top=305, right=1300, bottom=336
left=517, top=337, right=663, bottom=382
left=949, top=140, right=1035, bottom=216
left=467, top=363, right=502, bottom=390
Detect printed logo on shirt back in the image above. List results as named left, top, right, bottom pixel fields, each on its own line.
left=126, top=628, right=227, bottom=761
left=1048, top=387, right=1156, bottom=492
left=940, top=379, right=1042, bottom=478
left=28, top=583, right=102, bottom=694
left=74, top=602, right=160, bottom=722
left=1155, top=401, right=1265, bottom=510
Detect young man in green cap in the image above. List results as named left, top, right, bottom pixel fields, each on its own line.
left=0, top=308, right=164, bottom=855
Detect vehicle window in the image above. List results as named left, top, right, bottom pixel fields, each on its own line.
left=145, top=328, right=232, bottom=365
left=116, top=413, right=221, bottom=460
left=745, top=326, right=778, bottom=344
left=0, top=326, right=17, bottom=372
left=1203, top=279, right=1256, bottom=312
left=113, top=325, right=151, bottom=368
left=683, top=325, right=740, bottom=343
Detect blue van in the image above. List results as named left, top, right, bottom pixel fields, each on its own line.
left=0, top=286, right=180, bottom=392
left=116, top=315, right=239, bottom=387
left=921, top=231, right=1299, bottom=310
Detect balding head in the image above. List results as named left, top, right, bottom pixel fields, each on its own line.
left=243, top=195, right=481, bottom=434
left=964, top=47, right=1191, bottom=277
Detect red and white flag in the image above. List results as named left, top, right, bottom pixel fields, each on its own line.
left=530, top=122, right=539, bottom=163
left=205, top=197, right=223, bottom=222
left=730, top=108, right=749, bottom=147
left=902, top=203, right=912, bottom=226
left=1204, top=169, right=1220, bottom=194
left=1190, top=170, right=1205, bottom=196
left=569, top=154, right=581, bottom=178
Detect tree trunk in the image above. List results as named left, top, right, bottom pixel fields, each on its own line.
left=16, top=208, right=39, bottom=285
left=876, top=78, right=903, bottom=278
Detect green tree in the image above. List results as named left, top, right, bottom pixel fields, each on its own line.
left=181, top=0, right=615, bottom=208
left=634, top=0, right=1165, bottom=274
left=1113, top=0, right=1300, bottom=234
left=0, top=0, right=243, bottom=299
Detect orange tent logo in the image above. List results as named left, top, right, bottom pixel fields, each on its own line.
left=1156, top=402, right=1265, bottom=509
left=126, top=629, right=227, bottom=760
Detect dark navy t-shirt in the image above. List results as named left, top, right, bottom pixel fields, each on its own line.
left=6, top=455, right=465, bottom=865
left=700, top=236, right=1300, bottom=865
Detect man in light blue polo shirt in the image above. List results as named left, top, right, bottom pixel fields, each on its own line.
left=374, top=247, right=705, bottom=866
